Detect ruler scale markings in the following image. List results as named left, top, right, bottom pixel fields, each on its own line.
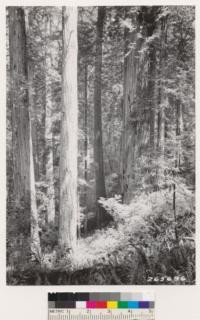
left=48, top=309, right=155, bottom=320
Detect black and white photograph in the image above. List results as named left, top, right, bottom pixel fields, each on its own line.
left=6, top=5, right=195, bottom=285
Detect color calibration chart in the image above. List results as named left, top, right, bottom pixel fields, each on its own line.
left=48, top=292, right=155, bottom=320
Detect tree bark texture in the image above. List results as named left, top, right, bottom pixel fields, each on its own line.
left=173, top=98, right=183, bottom=242
left=59, top=7, right=78, bottom=252
left=122, top=7, right=158, bottom=203
left=84, top=62, right=88, bottom=207
left=26, top=10, right=40, bottom=182
left=8, top=7, right=41, bottom=259
left=155, top=16, right=168, bottom=188
left=45, top=15, right=56, bottom=224
left=94, top=7, right=107, bottom=226
left=28, top=63, right=40, bottom=181
left=9, top=7, right=30, bottom=204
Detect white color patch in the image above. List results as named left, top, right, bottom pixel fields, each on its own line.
left=75, top=301, right=87, bottom=309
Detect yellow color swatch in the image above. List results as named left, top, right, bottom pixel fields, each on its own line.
left=107, top=301, right=118, bottom=309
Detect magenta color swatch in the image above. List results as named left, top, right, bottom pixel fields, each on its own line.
left=86, top=301, right=97, bottom=308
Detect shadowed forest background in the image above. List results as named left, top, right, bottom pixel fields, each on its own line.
left=6, top=6, right=195, bottom=285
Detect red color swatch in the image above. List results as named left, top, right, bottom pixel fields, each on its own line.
left=96, top=301, right=107, bottom=309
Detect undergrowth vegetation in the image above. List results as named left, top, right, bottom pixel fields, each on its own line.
left=7, top=184, right=195, bottom=285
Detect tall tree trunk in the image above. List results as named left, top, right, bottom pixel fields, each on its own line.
left=121, top=13, right=144, bottom=203
left=156, top=16, right=168, bottom=189
left=121, top=21, right=128, bottom=203
left=84, top=62, right=88, bottom=207
left=94, top=7, right=107, bottom=226
left=122, top=7, right=158, bottom=202
left=172, top=20, right=185, bottom=242
left=173, top=98, right=183, bottom=242
left=157, top=18, right=167, bottom=153
left=45, top=15, right=56, bottom=224
left=30, top=122, right=41, bottom=258
left=27, top=62, right=40, bottom=181
left=26, top=10, right=40, bottom=182
left=8, top=7, right=41, bottom=260
left=59, top=7, right=78, bottom=252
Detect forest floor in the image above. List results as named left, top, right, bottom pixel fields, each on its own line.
left=7, top=189, right=195, bottom=285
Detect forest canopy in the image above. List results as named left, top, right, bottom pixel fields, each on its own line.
left=6, top=6, right=195, bottom=285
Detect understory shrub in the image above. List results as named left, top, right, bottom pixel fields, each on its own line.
left=7, top=183, right=195, bottom=285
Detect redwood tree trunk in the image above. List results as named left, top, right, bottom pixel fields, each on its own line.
left=173, top=98, right=183, bottom=242
left=122, top=7, right=159, bottom=202
left=26, top=10, right=40, bottom=182
left=8, top=7, right=40, bottom=260
left=59, top=7, right=78, bottom=252
left=84, top=62, right=88, bottom=207
left=94, top=7, right=107, bottom=226
left=28, top=62, right=40, bottom=181
left=45, top=15, right=56, bottom=224
left=156, top=16, right=168, bottom=188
